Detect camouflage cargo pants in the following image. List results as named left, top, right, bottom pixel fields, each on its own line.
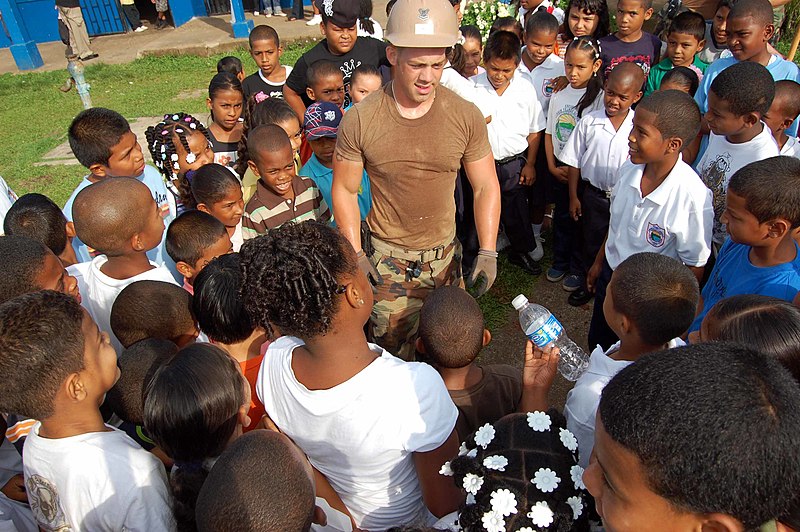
left=369, top=238, right=463, bottom=361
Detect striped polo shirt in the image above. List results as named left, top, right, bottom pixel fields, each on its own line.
left=242, top=174, right=331, bottom=239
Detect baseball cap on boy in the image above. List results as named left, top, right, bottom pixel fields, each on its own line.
left=303, top=102, right=343, bottom=140
left=315, top=0, right=359, bottom=27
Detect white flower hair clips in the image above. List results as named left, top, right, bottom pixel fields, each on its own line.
left=474, top=423, right=496, bottom=449
left=532, top=468, right=560, bottom=493
left=185, top=152, right=196, bottom=165
left=559, top=428, right=578, bottom=452
left=527, top=411, right=551, bottom=432
left=490, top=489, right=517, bottom=517
left=439, top=461, right=453, bottom=477
left=527, top=501, right=554, bottom=528
left=483, top=455, right=508, bottom=471
left=571, top=465, right=585, bottom=490
left=463, top=473, right=484, bottom=495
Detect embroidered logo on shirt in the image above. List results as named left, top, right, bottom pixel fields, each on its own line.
left=646, top=222, right=666, bottom=248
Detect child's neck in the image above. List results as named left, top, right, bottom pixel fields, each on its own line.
left=317, top=156, right=333, bottom=169
left=641, top=153, right=680, bottom=194
left=749, top=235, right=797, bottom=268
left=775, top=131, right=789, bottom=150
left=39, top=404, right=109, bottom=439
left=209, top=121, right=242, bottom=142
left=521, top=53, right=544, bottom=72
left=226, top=225, right=238, bottom=239
left=437, top=364, right=483, bottom=391
left=571, top=79, right=590, bottom=90
left=100, top=252, right=154, bottom=280
left=726, top=121, right=763, bottom=144
left=609, top=337, right=669, bottom=362
left=616, top=28, right=643, bottom=43
left=264, top=65, right=287, bottom=83
left=607, top=108, right=631, bottom=130
left=217, top=330, right=266, bottom=365
left=747, top=49, right=773, bottom=67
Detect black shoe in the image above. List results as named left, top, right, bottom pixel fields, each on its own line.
left=508, top=252, right=542, bottom=276
left=80, top=53, right=99, bottom=60
left=568, top=287, right=593, bottom=307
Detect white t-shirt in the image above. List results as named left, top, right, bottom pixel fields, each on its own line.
left=357, top=18, right=383, bottom=40
left=697, top=124, right=779, bottom=244
left=23, top=423, right=174, bottom=531
left=0, top=177, right=17, bottom=234
left=781, top=136, right=800, bottom=158
left=546, top=85, right=604, bottom=161
left=231, top=220, right=243, bottom=252
left=518, top=0, right=564, bottom=25
left=470, top=72, right=545, bottom=160
left=256, top=336, right=458, bottom=531
left=70, top=255, right=179, bottom=351
left=524, top=54, right=565, bottom=119
left=605, top=156, right=713, bottom=270
left=559, top=109, right=634, bottom=191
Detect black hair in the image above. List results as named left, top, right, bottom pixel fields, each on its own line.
left=166, top=210, right=228, bottom=266
left=358, top=0, right=376, bottom=35
left=599, top=343, right=800, bottom=530
left=728, top=155, right=800, bottom=228
left=728, top=0, right=775, bottom=27
left=461, top=24, right=482, bottom=43
left=110, top=280, right=197, bottom=348
left=450, top=25, right=482, bottom=78
left=0, top=236, right=52, bottom=304
left=208, top=72, right=245, bottom=125
left=483, top=30, right=522, bottom=64
left=351, top=63, right=381, bottom=86
left=72, top=177, right=155, bottom=257
left=636, top=89, right=701, bottom=145
left=216, top=56, right=243, bottom=75
left=418, top=286, right=484, bottom=369
left=249, top=24, right=280, bottom=47
left=144, top=113, right=211, bottom=209
left=705, top=294, right=800, bottom=383
left=195, top=430, right=315, bottom=532
left=565, top=37, right=603, bottom=118
left=525, top=9, right=560, bottom=36
left=710, top=61, right=775, bottom=117
left=240, top=220, right=357, bottom=340
left=105, top=338, right=178, bottom=425
left=386, top=0, right=397, bottom=17
left=144, top=343, right=246, bottom=532
left=235, top=98, right=299, bottom=177
left=193, top=253, right=256, bottom=345
left=562, top=0, right=611, bottom=40
left=660, top=66, right=699, bottom=96
left=610, top=253, right=699, bottom=345
left=490, top=16, right=523, bottom=41
left=3, top=193, right=68, bottom=256
left=0, top=291, right=85, bottom=420
left=191, top=163, right=242, bottom=212
left=68, top=108, right=131, bottom=169
left=450, top=412, right=590, bottom=531
left=774, top=80, right=800, bottom=119
left=306, top=60, right=344, bottom=90
left=667, top=10, right=706, bottom=41
left=247, top=124, right=292, bottom=168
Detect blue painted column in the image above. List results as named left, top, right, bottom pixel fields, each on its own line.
left=230, top=0, right=253, bottom=38
left=0, top=0, right=44, bottom=70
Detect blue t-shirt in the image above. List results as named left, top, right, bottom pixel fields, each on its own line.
left=689, top=238, right=800, bottom=332
left=63, top=165, right=179, bottom=280
left=300, top=154, right=372, bottom=223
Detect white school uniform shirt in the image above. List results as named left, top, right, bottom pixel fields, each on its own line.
left=697, top=123, right=779, bottom=245
left=470, top=71, right=545, bottom=160
left=23, top=423, right=174, bottom=531
left=605, top=156, right=713, bottom=270
left=781, top=136, right=800, bottom=158
left=522, top=53, right=565, bottom=119
left=564, top=339, right=684, bottom=469
left=518, top=0, right=564, bottom=25
left=257, top=336, right=458, bottom=531
left=559, top=108, right=635, bottom=192
left=546, top=85, right=604, bottom=161
left=439, top=63, right=482, bottom=109
left=231, top=219, right=244, bottom=252
left=70, top=255, right=179, bottom=352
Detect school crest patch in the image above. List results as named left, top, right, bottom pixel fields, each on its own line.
left=646, top=222, right=665, bottom=248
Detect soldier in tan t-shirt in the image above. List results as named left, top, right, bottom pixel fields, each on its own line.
left=332, top=0, right=501, bottom=360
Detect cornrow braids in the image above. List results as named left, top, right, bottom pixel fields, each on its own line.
left=239, top=221, right=357, bottom=341
left=145, top=113, right=210, bottom=210
left=566, top=36, right=604, bottom=118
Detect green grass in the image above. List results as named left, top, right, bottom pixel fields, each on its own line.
left=0, top=41, right=315, bottom=206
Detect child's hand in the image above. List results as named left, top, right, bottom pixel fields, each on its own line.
left=520, top=163, right=536, bottom=185
left=523, top=340, right=560, bottom=390
left=586, top=261, right=602, bottom=293
left=1, top=474, right=26, bottom=503
left=550, top=76, right=569, bottom=93
left=569, top=197, right=582, bottom=221
left=554, top=167, right=569, bottom=184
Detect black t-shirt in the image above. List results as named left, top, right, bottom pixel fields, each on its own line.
left=286, top=37, right=389, bottom=108
left=241, top=68, right=290, bottom=102
left=56, top=0, right=81, bottom=8
left=599, top=32, right=662, bottom=79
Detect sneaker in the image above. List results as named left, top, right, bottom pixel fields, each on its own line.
left=562, top=274, right=582, bottom=292
left=265, top=12, right=272, bottom=16
left=508, top=252, right=542, bottom=276
left=546, top=267, right=566, bottom=282
left=254, top=10, right=260, bottom=15
left=568, top=287, right=593, bottom=307
left=529, top=234, right=544, bottom=261
left=306, top=13, right=322, bottom=25
left=496, top=232, right=511, bottom=251
left=134, top=25, right=148, bottom=32
left=274, top=10, right=286, bottom=15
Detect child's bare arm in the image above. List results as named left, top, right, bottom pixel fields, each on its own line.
left=413, top=430, right=463, bottom=517
left=283, top=85, right=308, bottom=124
left=518, top=341, right=559, bottom=413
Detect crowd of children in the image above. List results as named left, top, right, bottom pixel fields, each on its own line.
left=0, top=0, right=799, bottom=528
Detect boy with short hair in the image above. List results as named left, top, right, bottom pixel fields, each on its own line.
left=0, top=291, right=174, bottom=530
left=4, top=193, right=78, bottom=268
left=242, top=25, right=291, bottom=101
left=565, top=252, right=698, bottom=468
left=283, top=0, right=389, bottom=117
left=698, top=0, right=732, bottom=64
left=689, top=156, right=800, bottom=333
left=305, top=60, right=346, bottom=108
left=165, top=210, right=233, bottom=294
left=598, top=0, right=661, bottom=79
left=0, top=235, right=80, bottom=305
left=300, top=102, right=372, bottom=222
left=764, top=80, right=800, bottom=158
left=243, top=125, right=331, bottom=237
left=63, top=108, right=175, bottom=270
left=110, top=280, right=199, bottom=348
left=348, top=64, right=383, bottom=105
left=70, top=178, right=178, bottom=350
left=472, top=30, right=546, bottom=274
left=697, top=61, right=779, bottom=249
left=586, top=90, right=713, bottom=349
left=584, top=342, right=800, bottom=530
left=645, top=11, right=708, bottom=95
left=217, top=55, right=245, bottom=83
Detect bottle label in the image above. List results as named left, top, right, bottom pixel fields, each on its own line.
left=526, top=315, right=563, bottom=347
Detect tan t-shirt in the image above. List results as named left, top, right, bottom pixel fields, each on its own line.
left=336, top=83, right=491, bottom=250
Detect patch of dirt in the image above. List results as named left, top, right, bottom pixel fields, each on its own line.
left=175, top=88, right=206, bottom=100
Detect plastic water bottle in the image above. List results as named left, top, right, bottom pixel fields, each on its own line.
left=512, top=294, right=590, bottom=381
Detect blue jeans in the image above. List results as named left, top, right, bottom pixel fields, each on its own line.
left=259, top=0, right=281, bottom=13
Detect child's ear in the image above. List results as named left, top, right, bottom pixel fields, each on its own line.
left=743, top=112, right=760, bottom=127
left=306, top=87, right=317, bottom=101
left=196, top=202, right=211, bottom=215
left=780, top=116, right=794, bottom=132
left=89, top=163, right=108, bottom=179
left=206, top=97, right=213, bottom=111
left=65, top=221, right=76, bottom=239
left=665, top=136, right=684, bottom=155
left=632, top=90, right=643, bottom=105
left=176, top=261, right=195, bottom=280
left=643, top=7, right=653, bottom=20
left=344, top=280, right=366, bottom=309
left=767, top=219, right=790, bottom=239
left=592, top=59, right=602, bottom=74
left=237, top=405, right=251, bottom=431
left=698, top=513, right=747, bottom=532
left=247, top=159, right=261, bottom=177
left=415, top=337, right=427, bottom=354
left=65, top=372, right=88, bottom=402
left=697, top=38, right=706, bottom=50
left=482, top=328, right=492, bottom=347
left=763, top=22, right=775, bottom=42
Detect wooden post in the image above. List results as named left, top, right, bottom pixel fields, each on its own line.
left=789, top=21, right=800, bottom=62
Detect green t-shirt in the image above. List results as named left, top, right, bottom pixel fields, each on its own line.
left=645, top=56, right=710, bottom=96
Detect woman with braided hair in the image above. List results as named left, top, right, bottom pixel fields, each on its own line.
left=241, top=220, right=463, bottom=530
left=145, top=113, right=214, bottom=214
